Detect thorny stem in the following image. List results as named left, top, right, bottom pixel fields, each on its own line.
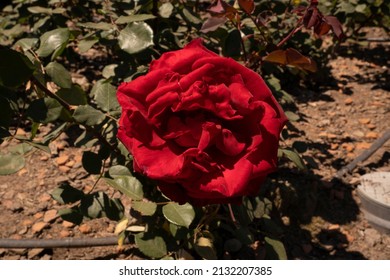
left=30, top=76, right=121, bottom=156
left=30, top=76, right=73, bottom=112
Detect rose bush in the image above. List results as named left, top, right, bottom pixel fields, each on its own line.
left=117, top=39, right=287, bottom=206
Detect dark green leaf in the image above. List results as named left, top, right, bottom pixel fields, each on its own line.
left=51, top=183, right=85, bottom=204
left=194, top=237, right=217, bottom=260
left=265, top=237, right=287, bottom=260
left=45, top=62, right=72, bottom=89
left=58, top=208, right=83, bottom=225
left=132, top=201, right=157, bottom=216
left=91, top=80, right=119, bottom=112
left=279, top=148, right=307, bottom=170
left=57, top=85, right=87, bottom=105
left=26, top=97, right=63, bottom=124
left=82, top=151, right=102, bottom=174
left=224, top=238, right=242, bottom=253
left=72, top=105, right=106, bottom=126
left=223, top=29, right=242, bottom=57
left=135, top=233, right=167, bottom=259
left=0, top=154, right=25, bottom=175
left=104, top=176, right=144, bottom=200
left=162, top=203, right=195, bottom=228
left=0, top=49, right=35, bottom=89
left=78, top=37, right=99, bottom=53
left=36, top=28, right=70, bottom=58
left=118, top=22, right=154, bottom=54
left=79, top=192, right=106, bottom=219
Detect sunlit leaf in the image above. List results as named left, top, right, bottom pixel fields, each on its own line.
left=78, top=22, right=115, bottom=31
left=36, top=28, right=70, bottom=58
left=132, top=201, right=157, bottom=216
left=159, top=2, right=174, bottom=18
left=118, top=22, right=154, bottom=54
left=162, top=203, right=195, bottom=228
left=115, top=14, right=156, bottom=25
left=0, top=154, right=25, bottom=175
left=104, top=176, right=144, bottom=200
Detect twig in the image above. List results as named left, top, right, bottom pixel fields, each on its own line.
left=0, top=236, right=130, bottom=249
left=335, top=129, right=390, bottom=179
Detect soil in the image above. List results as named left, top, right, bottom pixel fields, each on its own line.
left=0, top=29, right=389, bottom=260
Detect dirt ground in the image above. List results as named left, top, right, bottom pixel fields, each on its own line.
left=0, top=31, right=389, bottom=260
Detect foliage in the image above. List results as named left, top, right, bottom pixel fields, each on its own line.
left=0, top=0, right=387, bottom=259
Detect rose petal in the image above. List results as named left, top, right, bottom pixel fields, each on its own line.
left=150, top=39, right=217, bottom=74
left=216, top=128, right=246, bottom=156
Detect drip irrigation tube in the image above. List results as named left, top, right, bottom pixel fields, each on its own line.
left=0, top=236, right=128, bottom=249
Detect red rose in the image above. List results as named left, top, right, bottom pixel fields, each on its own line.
left=117, top=39, right=287, bottom=206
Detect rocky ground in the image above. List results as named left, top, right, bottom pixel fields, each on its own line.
left=0, top=31, right=389, bottom=260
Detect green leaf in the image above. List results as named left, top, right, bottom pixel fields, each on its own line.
left=0, top=154, right=25, bottom=175
left=26, top=97, right=63, bottom=124
left=118, top=22, right=154, bottom=54
left=108, top=165, right=132, bottom=177
left=102, top=64, right=118, bottom=79
left=162, top=203, right=195, bottom=228
left=104, top=176, right=144, bottom=200
left=279, top=148, right=307, bottom=170
left=115, top=14, right=156, bottom=25
left=72, top=105, right=106, bottom=126
left=79, top=192, right=106, bottom=219
left=36, top=28, right=70, bottom=58
left=265, top=237, right=287, bottom=260
left=223, top=29, right=242, bottom=57
left=91, top=80, right=120, bottom=112
left=45, top=62, right=72, bottom=89
left=0, top=49, right=35, bottom=89
left=57, top=85, right=87, bottom=105
left=78, top=37, right=99, bottom=53
left=132, top=201, right=157, bottom=216
left=285, top=111, right=300, bottom=122
left=27, top=6, right=65, bottom=14
left=78, top=22, right=115, bottom=31
left=14, top=38, right=39, bottom=52
left=8, top=143, right=32, bottom=155
left=51, top=183, right=85, bottom=204
left=135, top=233, right=167, bottom=259
left=82, top=151, right=102, bottom=174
